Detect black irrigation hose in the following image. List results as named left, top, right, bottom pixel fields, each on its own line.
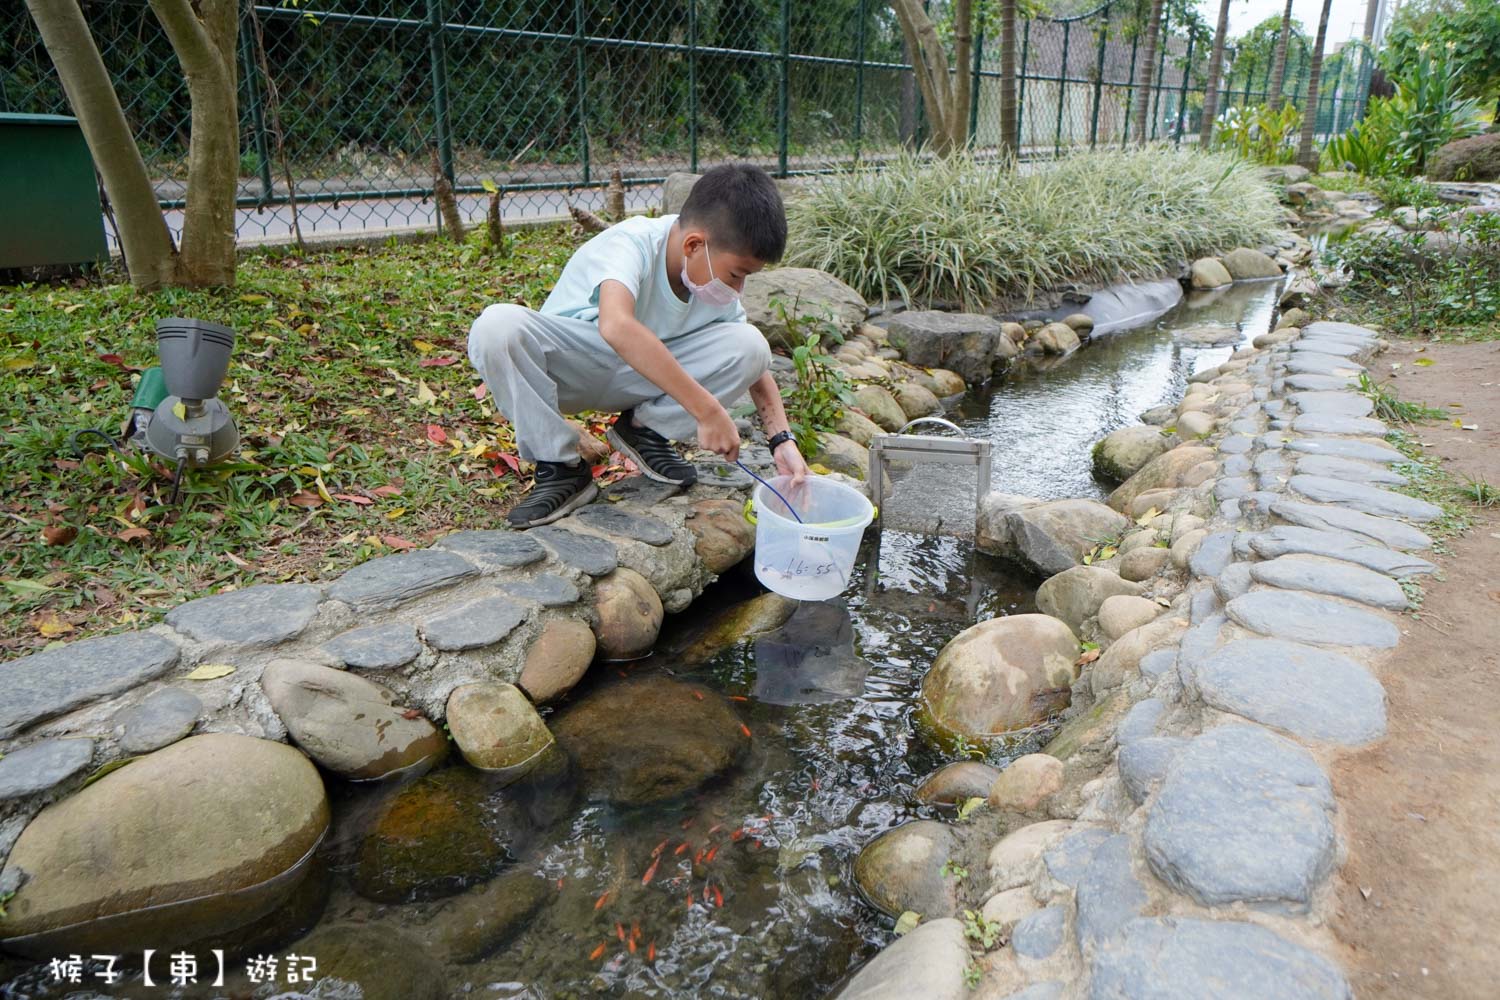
left=67, top=427, right=128, bottom=459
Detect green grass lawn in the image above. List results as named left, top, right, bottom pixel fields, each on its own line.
left=0, top=228, right=590, bottom=658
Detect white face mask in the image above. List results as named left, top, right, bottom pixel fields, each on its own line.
left=681, top=240, right=740, bottom=307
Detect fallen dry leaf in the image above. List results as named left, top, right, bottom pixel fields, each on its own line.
left=184, top=663, right=236, bottom=680
left=1076, top=648, right=1101, bottom=666
left=42, top=524, right=77, bottom=546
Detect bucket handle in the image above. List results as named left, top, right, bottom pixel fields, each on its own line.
left=895, top=416, right=967, bottom=436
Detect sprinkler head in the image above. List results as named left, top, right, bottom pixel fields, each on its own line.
left=134, top=319, right=240, bottom=495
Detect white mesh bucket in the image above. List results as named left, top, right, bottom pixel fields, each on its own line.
left=749, top=475, right=874, bottom=601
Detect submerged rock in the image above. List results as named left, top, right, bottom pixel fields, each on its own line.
left=920, top=614, right=1082, bottom=738
left=549, top=675, right=748, bottom=806
left=751, top=600, right=870, bottom=704
left=0, top=733, right=328, bottom=957
left=853, top=820, right=960, bottom=918
left=674, top=591, right=799, bottom=665
left=288, top=922, right=447, bottom=1000
left=445, top=682, right=556, bottom=779
left=914, top=761, right=1003, bottom=807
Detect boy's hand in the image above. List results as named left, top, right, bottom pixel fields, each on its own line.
left=774, top=439, right=810, bottom=485
left=696, top=404, right=741, bottom=462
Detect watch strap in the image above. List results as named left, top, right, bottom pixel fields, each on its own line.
left=767, top=430, right=795, bottom=453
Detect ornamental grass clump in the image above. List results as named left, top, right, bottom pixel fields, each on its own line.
left=786, top=148, right=1285, bottom=309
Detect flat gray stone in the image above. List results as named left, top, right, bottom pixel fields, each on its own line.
left=1289, top=391, right=1373, bottom=417
left=1295, top=454, right=1406, bottom=485
left=422, top=595, right=529, bottom=651
left=1285, top=374, right=1359, bottom=391
left=531, top=526, right=619, bottom=576
left=1304, top=320, right=1378, bottom=342
left=1272, top=500, right=1433, bottom=551
left=1214, top=562, right=1254, bottom=602
left=1138, top=649, right=1176, bottom=681
left=501, top=573, right=580, bottom=607
left=1218, top=435, right=1253, bottom=455
left=164, top=583, right=322, bottom=646
left=1214, top=477, right=1252, bottom=502
left=1197, top=638, right=1387, bottom=745
left=322, top=623, right=423, bottom=670
left=1226, top=420, right=1260, bottom=436
left=1116, top=699, right=1164, bottom=747
left=1143, top=724, right=1336, bottom=908
left=1251, top=555, right=1410, bottom=610
left=1003, top=985, right=1064, bottom=1000
left=1043, top=827, right=1114, bottom=889
left=328, top=549, right=478, bottom=611
left=1176, top=615, right=1227, bottom=689
left=1290, top=414, right=1388, bottom=437
left=601, top=475, right=683, bottom=507
left=570, top=505, right=675, bottom=546
left=1247, top=526, right=1435, bottom=577
left=0, top=632, right=180, bottom=740
left=110, top=687, right=201, bottom=753
left=432, top=529, right=546, bottom=570
left=1225, top=590, right=1399, bottom=648
left=1089, top=917, right=1353, bottom=1000
left=832, top=916, right=971, bottom=1000
left=1285, top=436, right=1404, bottom=464
left=1221, top=455, right=1252, bottom=477
left=1075, top=834, right=1150, bottom=950
left=1294, top=340, right=1366, bottom=359
left=1288, top=474, right=1442, bottom=522
left=1257, top=431, right=1287, bottom=449
left=1119, top=737, right=1186, bottom=805
left=1253, top=450, right=1290, bottom=477
left=1188, top=531, right=1235, bottom=579
left=1012, top=905, right=1068, bottom=959
left=1190, top=588, right=1221, bottom=625
left=0, top=738, right=94, bottom=799
left=1285, top=354, right=1364, bottom=377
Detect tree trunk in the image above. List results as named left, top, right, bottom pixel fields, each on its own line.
left=1131, top=0, right=1166, bottom=146
left=1198, top=0, right=1233, bottom=146
left=150, top=0, right=239, bottom=287
left=25, top=0, right=177, bottom=290
left=1362, top=0, right=1381, bottom=42
left=890, top=0, right=973, bottom=155
left=1267, top=0, right=1295, bottom=109
left=1296, top=0, right=1333, bottom=169
left=998, top=0, right=1018, bottom=157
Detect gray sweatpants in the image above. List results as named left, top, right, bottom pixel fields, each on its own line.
left=467, top=303, right=772, bottom=463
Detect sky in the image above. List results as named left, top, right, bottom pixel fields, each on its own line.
left=1225, top=0, right=1385, bottom=50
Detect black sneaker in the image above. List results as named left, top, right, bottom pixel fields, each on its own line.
left=606, top=410, right=699, bottom=486
left=505, top=460, right=598, bottom=528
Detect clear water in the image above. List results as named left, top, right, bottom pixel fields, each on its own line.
left=0, top=281, right=1281, bottom=1000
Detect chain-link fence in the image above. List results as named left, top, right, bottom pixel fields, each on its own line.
left=1, top=0, right=1374, bottom=249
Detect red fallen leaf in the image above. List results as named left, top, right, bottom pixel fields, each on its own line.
left=333, top=493, right=374, bottom=505
left=494, top=452, right=521, bottom=474
left=471, top=383, right=489, bottom=401
left=288, top=490, right=325, bottom=508
left=43, top=524, right=77, bottom=546
left=371, top=484, right=402, bottom=497
left=1075, top=648, right=1101, bottom=667
left=418, top=356, right=458, bottom=367
left=381, top=534, right=417, bottom=550
left=425, top=424, right=448, bottom=444
left=400, top=708, right=422, bottom=720
left=98, top=353, right=125, bottom=366
left=116, top=526, right=151, bottom=543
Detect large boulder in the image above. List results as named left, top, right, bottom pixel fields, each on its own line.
left=351, top=766, right=509, bottom=903
left=1036, top=566, right=1145, bottom=636
left=1092, top=426, right=1171, bottom=483
left=1107, top=446, right=1217, bottom=512
left=1190, top=258, right=1233, bottom=290
left=893, top=381, right=942, bottom=420
left=1429, top=132, right=1500, bottom=182
left=877, top=311, right=1004, bottom=384
left=914, top=761, right=1003, bottom=806
left=976, top=491, right=1042, bottom=554
left=852, top=384, right=907, bottom=432
left=661, top=171, right=701, bottom=214
left=0, top=734, right=328, bottom=957
left=445, top=682, right=556, bottom=778
left=742, top=268, right=868, bottom=349
left=853, top=820, right=960, bottom=918
left=920, top=614, right=1082, bottom=738
left=591, top=567, right=663, bottom=660
left=1220, top=247, right=1283, bottom=280
left=260, top=658, right=448, bottom=781
left=1034, top=322, right=1082, bottom=356
left=814, top=432, right=871, bottom=478
left=549, top=675, right=748, bottom=805
left=983, top=499, right=1129, bottom=577
left=684, top=498, right=756, bottom=574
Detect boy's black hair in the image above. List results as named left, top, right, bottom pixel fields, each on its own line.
left=678, top=164, right=787, bottom=264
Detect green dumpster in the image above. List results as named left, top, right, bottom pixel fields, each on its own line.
left=0, top=113, right=108, bottom=269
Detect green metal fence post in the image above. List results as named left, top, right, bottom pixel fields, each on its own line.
left=574, top=0, right=590, bottom=185
left=1053, top=21, right=1070, bottom=156
left=777, top=0, right=790, bottom=176
left=1149, top=9, right=1170, bottom=141
left=1258, top=49, right=1272, bottom=104
left=969, top=24, right=985, bottom=146
left=1016, top=20, right=1031, bottom=151
left=1088, top=5, right=1110, bottom=149
left=1121, top=28, right=1139, bottom=148
left=1173, top=31, right=1193, bottom=145
left=237, top=10, right=274, bottom=202
left=425, top=0, right=454, bottom=183
left=688, top=0, right=698, bottom=172
left=854, top=0, right=867, bottom=161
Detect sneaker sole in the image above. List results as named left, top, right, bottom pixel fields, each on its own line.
left=606, top=426, right=697, bottom=487
left=507, top=481, right=599, bottom=529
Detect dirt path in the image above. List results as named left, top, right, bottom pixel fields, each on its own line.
left=1331, top=340, right=1500, bottom=999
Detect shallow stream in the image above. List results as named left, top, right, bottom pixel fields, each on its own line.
left=1, top=282, right=1280, bottom=1000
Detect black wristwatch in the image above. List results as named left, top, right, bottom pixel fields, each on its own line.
left=766, top=430, right=795, bottom=453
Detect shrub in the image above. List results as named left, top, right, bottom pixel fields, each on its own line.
left=785, top=149, right=1285, bottom=308
left=1429, top=132, right=1500, bottom=182
left=1213, top=102, right=1303, bottom=165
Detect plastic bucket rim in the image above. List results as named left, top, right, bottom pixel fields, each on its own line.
left=751, top=475, right=874, bottom=533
